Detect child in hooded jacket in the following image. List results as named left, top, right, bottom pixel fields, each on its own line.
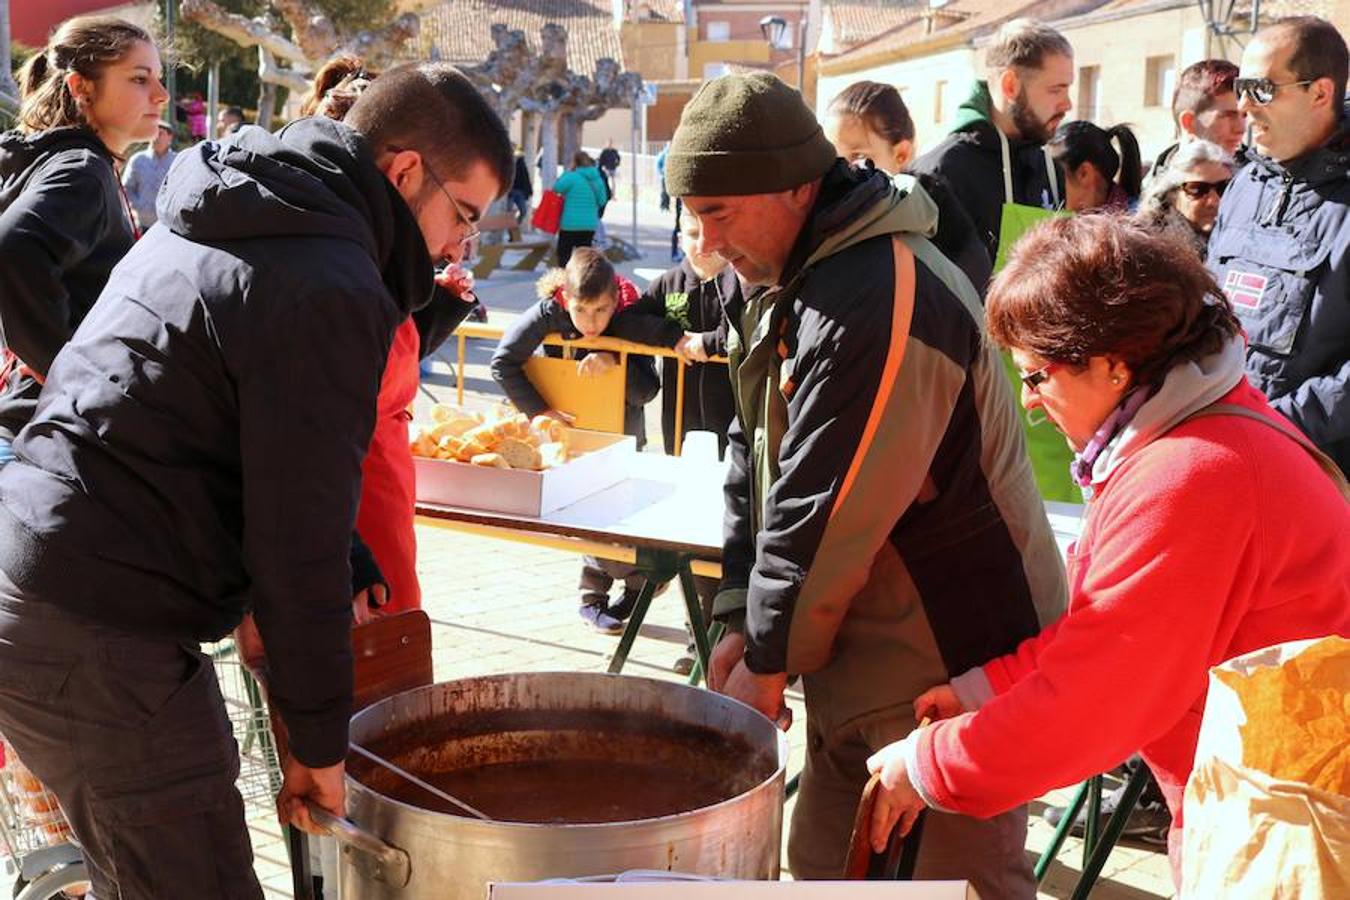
left=491, top=247, right=680, bottom=631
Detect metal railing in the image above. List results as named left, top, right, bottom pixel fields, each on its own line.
left=451, top=321, right=728, bottom=456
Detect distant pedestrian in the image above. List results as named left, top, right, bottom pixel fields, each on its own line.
left=217, top=104, right=245, bottom=136
left=121, top=119, right=176, bottom=230
left=552, top=150, right=608, bottom=266
left=508, top=148, right=532, bottom=225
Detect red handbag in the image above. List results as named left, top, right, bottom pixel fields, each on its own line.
left=531, top=190, right=564, bottom=234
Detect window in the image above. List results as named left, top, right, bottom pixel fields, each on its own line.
left=934, top=80, right=947, bottom=124
left=703, top=62, right=729, bottom=80
left=706, top=21, right=730, bottom=42
left=1078, top=65, right=1101, bottom=121
left=1145, top=55, right=1176, bottom=108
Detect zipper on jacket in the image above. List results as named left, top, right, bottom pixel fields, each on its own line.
left=1261, top=171, right=1294, bottom=227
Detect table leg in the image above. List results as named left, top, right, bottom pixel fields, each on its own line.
left=607, top=577, right=659, bottom=674
left=677, top=561, right=713, bottom=683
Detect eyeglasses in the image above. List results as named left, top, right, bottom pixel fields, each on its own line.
left=1019, top=361, right=1061, bottom=393
left=1233, top=77, right=1314, bottom=105
left=1179, top=179, right=1230, bottom=199
left=422, top=157, right=481, bottom=247
left=387, top=145, right=481, bottom=247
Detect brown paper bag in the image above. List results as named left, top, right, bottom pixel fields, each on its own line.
left=1182, top=636, right=1350, bottom=898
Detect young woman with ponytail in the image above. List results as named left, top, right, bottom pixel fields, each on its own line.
left=1050, top=119, right=1143, bottom=212
left=0, top=16, right=167, bottom=462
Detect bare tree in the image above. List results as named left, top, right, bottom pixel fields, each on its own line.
left=180, top=0, right=418, bottom=95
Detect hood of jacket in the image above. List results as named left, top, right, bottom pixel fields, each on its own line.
left=1088, top=334, right=1248, bottom=487
left=945, top=81, right=1054, bottom=160
left=157, top=117, right=433, bottom=314
left=779, top=163, right=940, bottom=287
left=0, top=127, right=114, bottom=207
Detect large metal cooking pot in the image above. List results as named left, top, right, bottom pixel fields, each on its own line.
left=329, top=672, right=788, bottom=899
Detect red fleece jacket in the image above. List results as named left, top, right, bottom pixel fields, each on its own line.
left=912, top=380, right=1350, bottom=873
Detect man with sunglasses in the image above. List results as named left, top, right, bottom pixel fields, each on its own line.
left=0, top=63, right=511, bottom=896
left=1208, top=15, right=1350, bottom=475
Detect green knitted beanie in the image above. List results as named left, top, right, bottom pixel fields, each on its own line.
left=665, top=73, right=838, bottom=197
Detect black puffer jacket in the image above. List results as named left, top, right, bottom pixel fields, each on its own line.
left=0, top=127, right=135, bottom=440
left=0, top=118, right=430, bottom=767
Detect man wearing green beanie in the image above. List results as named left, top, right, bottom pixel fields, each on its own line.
left=676, top=73, right=1064, bottom=896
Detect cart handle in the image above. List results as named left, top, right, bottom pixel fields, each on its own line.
left=306, top=801, right=412, bottom=888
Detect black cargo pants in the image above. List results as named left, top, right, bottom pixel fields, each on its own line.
left=0, top=568, right=263, bottom=899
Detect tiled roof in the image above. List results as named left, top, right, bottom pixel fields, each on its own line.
left=824, top=1, right=925, bottom=50
left=416, top=0, right=625, bottom=74
left=820, top=0, right=1067, bottom=73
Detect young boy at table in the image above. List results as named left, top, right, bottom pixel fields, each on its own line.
left=653, top=208, right=741, bottom=453
left=640, top=208, right=743, bottom=671
left=491, top=247, right=682, bottom=632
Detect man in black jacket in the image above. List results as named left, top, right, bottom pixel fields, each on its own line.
left=910, top=18, right=1072, bottom=268
left=0, top=63, right=511, bottom=898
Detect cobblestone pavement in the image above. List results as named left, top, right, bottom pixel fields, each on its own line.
left=1, top=199, right=1174, bottom=898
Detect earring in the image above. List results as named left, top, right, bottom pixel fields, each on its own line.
left=1111, top=375, right=1122, bottom=385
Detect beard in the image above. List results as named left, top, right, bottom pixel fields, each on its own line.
left=1009, top=88, right=1060, bottom=144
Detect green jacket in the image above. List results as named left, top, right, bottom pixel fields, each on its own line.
left=553, top=165, right=608, bottom=231
left=716, top=162, right=1066, bottom=733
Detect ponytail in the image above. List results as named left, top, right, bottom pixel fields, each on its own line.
left=1107, top=124, right=1143, bottom=202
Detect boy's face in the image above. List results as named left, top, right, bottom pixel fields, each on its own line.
left=569, top=295, right=617, bottom=339
left=680, top=216, right=728, bottom=280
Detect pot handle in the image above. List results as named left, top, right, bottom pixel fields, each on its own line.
left=307, top=802, right=413, bottom=888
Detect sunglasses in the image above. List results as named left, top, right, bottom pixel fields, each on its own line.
left=1179, top=179, right=1230, bottom=199
left=1019, top=361, right=1061, bottom=393
left=1233, top=77, right=1314, bottom=105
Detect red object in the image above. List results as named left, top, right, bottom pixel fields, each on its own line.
left=910, top=379, right=1350, bottom=884
left=355, top=318, right=422, bottom=614
left=531, top=190, right=564, bottom=234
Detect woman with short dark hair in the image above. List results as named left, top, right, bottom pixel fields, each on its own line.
left=866, top=215, right=1350, bottom=886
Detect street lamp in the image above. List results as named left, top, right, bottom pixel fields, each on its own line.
left=759, top=14, right=808, bottom=99
left=759, top=15, right=787, bottom=48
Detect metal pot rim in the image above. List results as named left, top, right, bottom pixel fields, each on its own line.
left=345, top=672, right=790, bottom=830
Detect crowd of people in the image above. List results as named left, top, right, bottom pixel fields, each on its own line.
left=0, top=8, right=1345, bottom=900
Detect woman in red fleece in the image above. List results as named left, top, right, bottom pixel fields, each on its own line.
left=866, top=216, right=1350, bottom=884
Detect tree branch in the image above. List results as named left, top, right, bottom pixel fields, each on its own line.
left=258, top=47, right=311, bottom=93
left=270, top=0, right=340, bottom=61
left=181, top=0, right=310, bottom=66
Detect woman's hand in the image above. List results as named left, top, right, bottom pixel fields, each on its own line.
left=914, top=683, right=962, bottom=722
left=865, top=742, right=929, bottom=852
left=577, top=351, right=619, bottom=378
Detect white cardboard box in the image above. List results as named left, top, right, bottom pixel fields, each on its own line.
left=490, top=882, right=979, bottom=899
left=414, top=430, right=636, bottom=516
